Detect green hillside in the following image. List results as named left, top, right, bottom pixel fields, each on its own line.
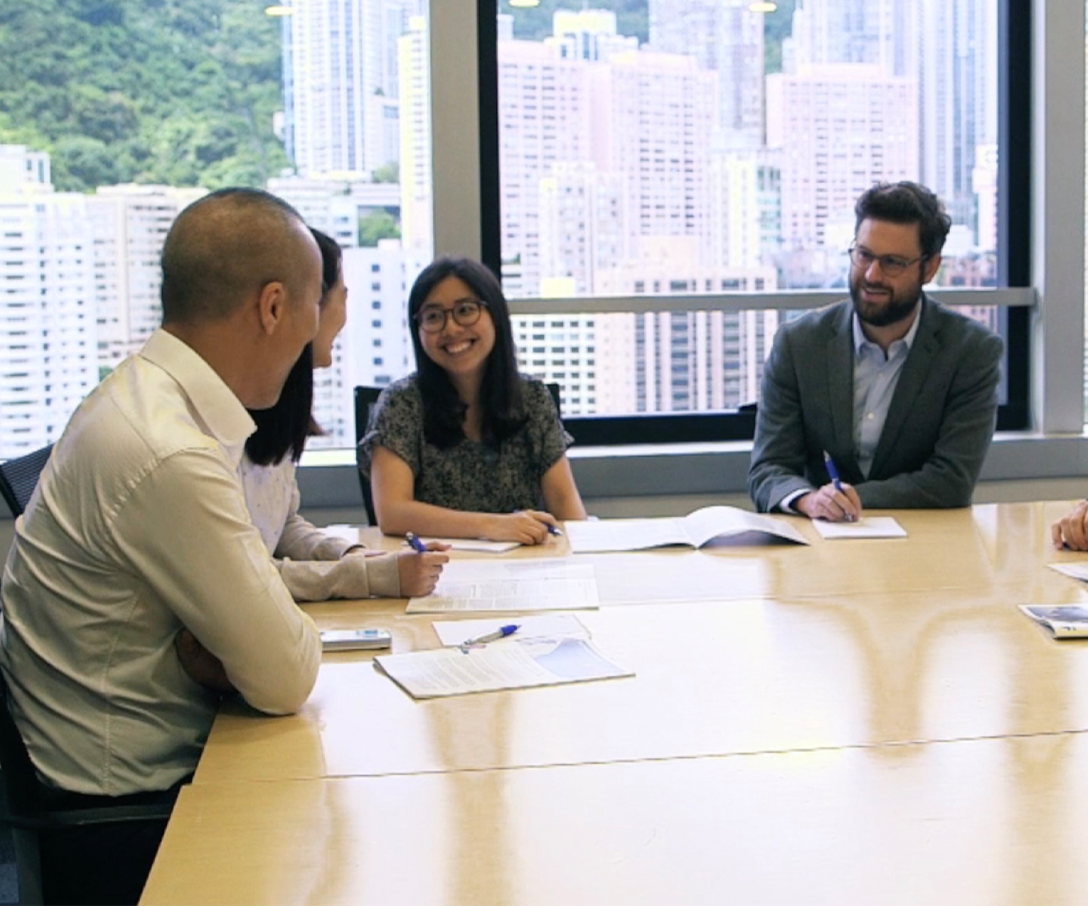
left=0, top=0, right=287, bottom=192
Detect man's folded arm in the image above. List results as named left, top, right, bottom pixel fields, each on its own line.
left=113, top=449, right=321, bottom=715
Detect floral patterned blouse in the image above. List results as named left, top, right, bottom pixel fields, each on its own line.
left=359, top=374, right=573, bottom=513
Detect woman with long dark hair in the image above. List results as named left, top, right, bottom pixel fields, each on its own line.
left=242, top=229, right=447, bottom=598
left=360, top=256, right=586, bottom=544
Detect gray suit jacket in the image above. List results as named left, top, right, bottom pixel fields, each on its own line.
left=747, top=296, right=1003, bottom=513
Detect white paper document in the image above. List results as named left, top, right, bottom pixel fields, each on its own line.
left=375, top=637, right=633, bottom=699
left=564, top=505, right=808, bottom=553
left=408, top=536, right=521, bottom=553
left=1048, top=562, right=1088, bottom=583
left=323, top=525, right=520, bottom=553
left=407, top=558, right=600, bottom=613
left=432, top=614, right=590, bottom=648
left=812, top=516, right=907, bottom=540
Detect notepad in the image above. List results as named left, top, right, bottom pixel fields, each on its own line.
left=375, top=637, right=633, bottom=699
left=812, top=516, right=907, bottom=539
left=432, top=614, right=590, bottom=648
left=323, top=525, right=521, bottom=553
left=1020, top=604, right=1088, bottom=638
left=407, top=559, right=600, bottom=613
left=564, top=505, right=808, bottom=553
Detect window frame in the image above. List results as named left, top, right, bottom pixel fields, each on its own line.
left=448, top=0, right=1033, bottom=444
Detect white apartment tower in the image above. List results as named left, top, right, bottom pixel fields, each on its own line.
left=87, top=185, right=202, bottom=370
left=282, top=0, right=418, bottom=178
left=397, top=15, right=433, bottom=268
left=0, top=146, right=98, bottom=455
left=648, top=0, right=764, bottom=149
left=308, top=241, right=410, bottom=448
left=919, top=0, right=996, bottom=236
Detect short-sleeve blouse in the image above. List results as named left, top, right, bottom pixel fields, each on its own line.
left=359, top=375, right=573, bottom=513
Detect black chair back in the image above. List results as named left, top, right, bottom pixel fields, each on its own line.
left=0, top=671, right=46, bottom=818
left=0, top=444, right=53, bottom=518
left=354, top=387, right=383, bottom=526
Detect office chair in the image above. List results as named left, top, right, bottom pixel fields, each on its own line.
left=0, top=667, right=172, bottom=904
left=0, top=444, right=53, bottom=519
left=353, top=383, right=563, bottom=529
left=354, top=387, right=383, bottom=526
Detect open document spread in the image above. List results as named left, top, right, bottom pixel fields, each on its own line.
left=375, top=636, right=633, bottom=699
left=407, top=558, right=600, bottom=613
left=565, top=505, right=808, bottom=553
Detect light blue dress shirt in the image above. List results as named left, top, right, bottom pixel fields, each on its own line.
left=851, top=306, right=922, bottom=477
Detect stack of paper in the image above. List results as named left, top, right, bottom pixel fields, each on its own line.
left=407, top=559, right=599, bottom=613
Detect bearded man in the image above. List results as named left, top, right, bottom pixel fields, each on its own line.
left=747, top=181, right=1003, bottom=522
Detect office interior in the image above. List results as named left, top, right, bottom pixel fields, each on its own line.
left=1, top=0, right=1086, bottom=543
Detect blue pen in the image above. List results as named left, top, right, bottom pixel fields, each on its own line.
left=547, top=523, right=562, bottom=536
left=822, top=451, right=856, bottom=523
left=461, top=624, right=520, bottom=647
left=405, top=531, right=427, bottom=553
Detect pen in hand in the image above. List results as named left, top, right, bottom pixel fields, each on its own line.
left=405, top=531, right=427, bottom=553
left=547, top=523, right=562, bottom=536
left=821, top=451, right=856, bottom=523
left=460, top=624, right=520, bottom=650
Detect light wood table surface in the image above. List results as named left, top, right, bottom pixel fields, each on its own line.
left=194, top=501, right=1088, bottom=783
left=146, top=501, right=1088, bottom=904
left=146, top=731, right=1088, bottom=906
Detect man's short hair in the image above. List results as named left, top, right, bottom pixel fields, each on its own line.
left=854, top=181, right=952, bottom=259
left=160, top=187, right=309, bottom=325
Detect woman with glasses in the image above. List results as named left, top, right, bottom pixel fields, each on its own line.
left=360, top=256, right=587, bottom=545
left=242, top=229, right=447, bottom=599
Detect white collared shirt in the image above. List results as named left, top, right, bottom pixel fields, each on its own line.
left=240, top=455, right=401, bottom=601
left=0, top=329, right=321, bottom=796
left=852, top=306, right=922, bottom=477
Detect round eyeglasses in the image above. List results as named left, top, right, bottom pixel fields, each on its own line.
left=415, top=299, right=487, bottom=333
left=848, top=245, right=927, bottom=278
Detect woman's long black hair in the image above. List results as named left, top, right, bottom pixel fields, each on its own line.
left=245, top=229, right=341, bottom=466
left=408, top=257, right=526, bottom=450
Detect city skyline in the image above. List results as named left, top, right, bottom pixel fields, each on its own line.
left=0, top=1, right=1004, bottom=455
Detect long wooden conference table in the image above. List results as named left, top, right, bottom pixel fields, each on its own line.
left=141, top=501, right=1088, bottom=905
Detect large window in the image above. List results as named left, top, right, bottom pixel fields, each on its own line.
left=0, top=0, right=1052, bottom=463
left=488, top=0, right=1026, bottom=434
left=0, top=0, right=434, bottom=457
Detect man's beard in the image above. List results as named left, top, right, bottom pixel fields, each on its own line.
left=849, top=272, right=922, bottom=328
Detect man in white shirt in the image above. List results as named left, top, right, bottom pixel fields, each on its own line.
left=0, top=188, right=325, bottom=904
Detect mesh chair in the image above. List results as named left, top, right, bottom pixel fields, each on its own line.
left=353, top=383, right=563, bottom=530
left=0, top=445, right=53, bottom=519
left=0, top=668, right=173, bottom=903
left=354, top=387, right=383, bottom=526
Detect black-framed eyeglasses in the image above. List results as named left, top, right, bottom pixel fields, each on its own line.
left=415, top=298, right=487, bottom=333
left=848, top=244, right=928, bottom=277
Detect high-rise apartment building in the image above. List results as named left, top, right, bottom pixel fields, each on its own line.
left=649, top=0, right=764, bottom=149
left=87, top=185, right=202, bottom=370
left=0, top=146, right=98, bottom=455
left=282, top=0, right=419, bottom=178
left=397, top=15, right=433, bottom=268
left=918, top=0, right=996, bottom=234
